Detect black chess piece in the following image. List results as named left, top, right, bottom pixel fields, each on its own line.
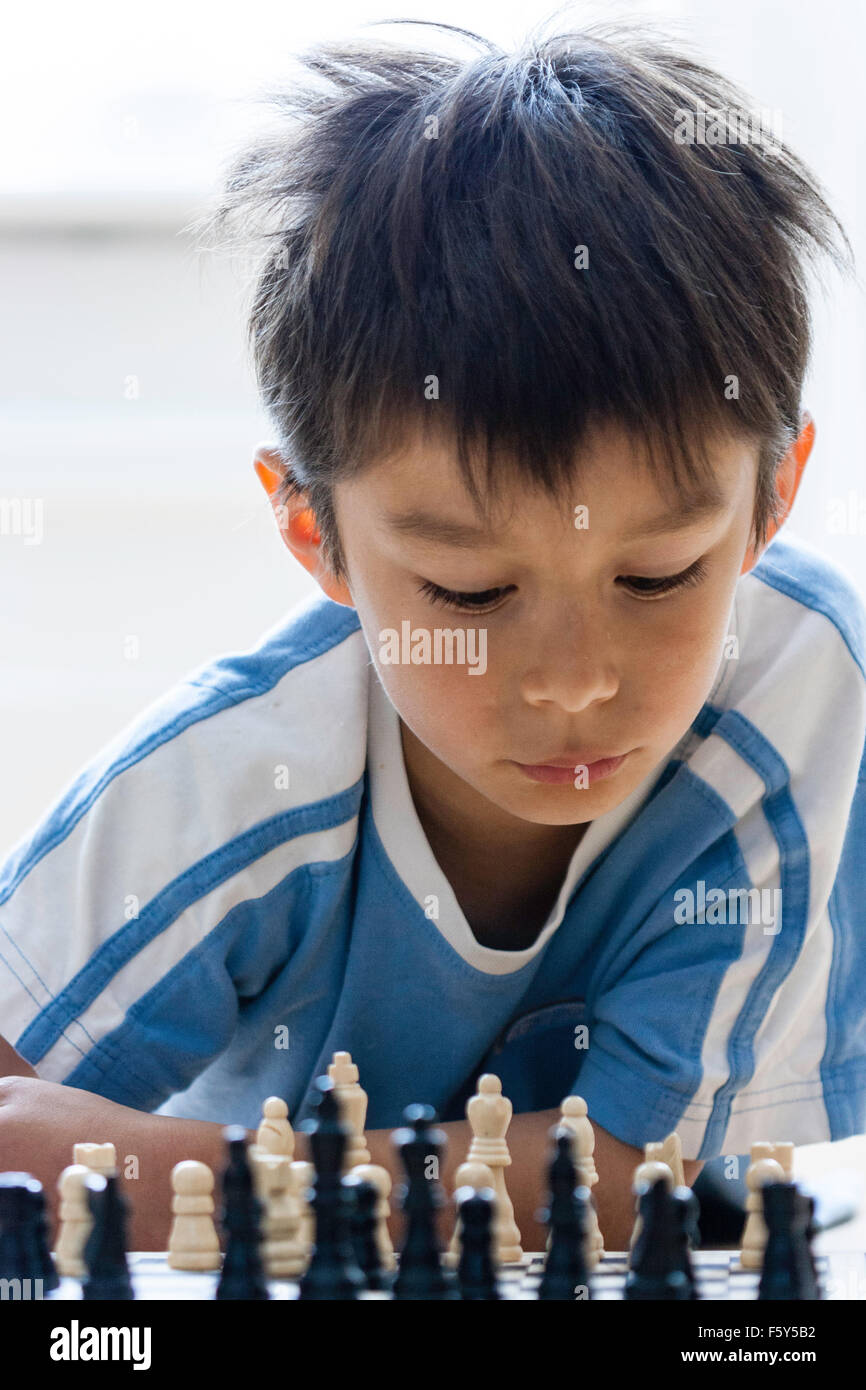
left=455, top=1186, right=500, bottom=1300
left=624, top=1176, right=691, bottom=1301
left=343, top=1172, right=390, bottom=1293
left=0, top=1172, right=56, bottom=1294
left=392, top=1102, right=459, bottom=1301
left=298, top=1076, right=365, bottom=1301
left=670, top=1187, right=699, bottom=1300
left=215, top=1124, right=269, bottom=1301
left=538, top=1128, right=591, bottom=1301
left=758, top=1182, right=821, bottom=1301
left=82, top=1173, right=134, bottom=1300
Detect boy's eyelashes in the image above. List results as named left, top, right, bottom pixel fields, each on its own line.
left=416, top=557, right=709, bottom=613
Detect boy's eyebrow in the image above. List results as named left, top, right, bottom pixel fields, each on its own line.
left=385, top=490, right=729, bottom=546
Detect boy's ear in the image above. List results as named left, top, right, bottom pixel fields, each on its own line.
left=740, top=413, right=815, bottom=575
left=253, top=444, right=354, bottom=608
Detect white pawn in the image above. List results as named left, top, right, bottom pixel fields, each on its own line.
left=167, top=1160, right=221, bottom=1271
left=253, top=1096, right=294, bottom=1158
left=327, top=1051, right=371, bottom=1169
left=290, top=1159, right=315, bottom=1264
left=251, top=1152, right=304, bottom=1277
left=750, top=1141, right=794, bottom=1180
left=629, top=1159, right=674, bottom=1254
left=55, top=1165, right=92, bottom=1277
left=73, top=1142, right=117, bottom=1175
left=559, top=1096, right=604, bottom=1268
left=352, top=1163, right=396, bottom=1272
left=740, top=1157, right=786, bottom=1270
left=465, top=1074, right=523, bottom=1263
left=444, top=1159, right=496, bottom=1268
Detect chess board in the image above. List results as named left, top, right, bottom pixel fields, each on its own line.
left=42, top=1249, right=866, bottom=1300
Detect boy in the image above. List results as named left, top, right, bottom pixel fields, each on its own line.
left=1, top=18, right=864, bottom=1254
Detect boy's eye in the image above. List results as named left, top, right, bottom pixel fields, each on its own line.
left=617, top=557, right=708, bottom=597
left=416, top=580, right=512, bottom=613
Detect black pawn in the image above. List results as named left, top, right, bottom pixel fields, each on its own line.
left=538, top=1129, right=591, bottom=1301
left=215, top=1125, right=269, bottom=1301
left=758, top=1182, right=821, bottom=1301
left=82, top=1173, right=134, bottom=1300
left=343, top=1172, right=390, bottom=1292
left=298, top=1076, right=365, bottom=1301
left=456, top=1186, right=500, bottom=1300
left=0, top=1172, right=56, bottom=1293
left=624, top=1177, right=691, bottom=1301
left=670, top=1187, right=699, bottom=1300
left=392, top=1103, right=458, bottom=1301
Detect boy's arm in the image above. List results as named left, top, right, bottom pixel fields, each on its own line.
left=0, top=1036, right=240, bottom=1251
left=365, top=1108, right=703, bottom=1252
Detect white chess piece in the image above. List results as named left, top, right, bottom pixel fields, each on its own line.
left=465, top=1074, right=523, bottom=1263
left=327, top=1051, right=371, bottom=1169
left=352, top=1163, right=396, bottom=1271
left=629, top=1159, right=674, bottom=1254
left=167, top=1160, right=221, bottom=1271
left=289, top=1159, right=315, bottom=1264
left=251, top=1151, right=305, bottom=1276
left=73, top=1142, right=117, bottom=1175
left=55, top=1165, right=92, bottom=1276
left=559, top=1096, right=605, bottom=1268
left=444, top=1159, right=496, bottom=1268
left=740, top=1156, right=786, bottom=1269
left=645, top=1132, right=685, bottom=1188
left=253, top=1096, right=295, bottom=1158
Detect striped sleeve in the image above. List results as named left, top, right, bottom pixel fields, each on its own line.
left=0, top=597, right=367, bottom=1108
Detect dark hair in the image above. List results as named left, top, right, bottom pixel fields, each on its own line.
left=203, top=14, right=851, bottom=581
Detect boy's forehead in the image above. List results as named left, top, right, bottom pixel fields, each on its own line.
left=351, top=425, right=757, bottom=543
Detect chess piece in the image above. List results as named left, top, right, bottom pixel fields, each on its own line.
left=167, top=1160, right=221, bottom=1271
left=251, top=1151, right=305, bottom=1277
left=290, top=1158, right=315, bottom=1264
left=352, top=1163, right=396, bottom=1272
left=750, top=1141, right=794, bottom=1179
left=628, top=1159, right=674, bottom=1258
left=343, top=1172, right=390, bottom=1292
left=327, top=1051, right=371, bottom=1169
left=253, top=1096, right=294, bottom=1158
left=392, top=1103, right=459, bottom=1301
left=538, top=1129, right=592, bottom=1301
left=625, top=1176, right=691, bottom=1301
left=740, top=1157, right=786, bottom=1269
left=559, top=1096, right=604, bottom=1268
left=73, top=1142, right=117, bottom=1175
left=0, top=1173, right=58, bottom=1292
left=82, top=1173, right=134, bottom=1300
left=298, top=1076, right=365, bottom=1300
left=444, top=1159, right=496, bottom=1268
left=456, top=1187, right=500, bottom=1300
left=216, top=1125, right=269, bottom=1300
left=758, top=1182, right=821, bottom=1301
left=465, top=1074, right=523, bottom=1262
left=671, top=1186, right=699, bottom=1299
left=55, top=1165, right=93, bottom=1277
left=645, top=1132, right=685, bottom=1188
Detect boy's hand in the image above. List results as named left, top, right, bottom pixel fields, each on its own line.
left=0, top=1072, right=235, bottom=1249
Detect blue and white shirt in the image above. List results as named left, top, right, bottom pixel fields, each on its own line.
left=2, top=533, right=866, bottom=1160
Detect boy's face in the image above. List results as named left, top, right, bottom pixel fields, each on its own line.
left=331, top=424, right=761, bottom=828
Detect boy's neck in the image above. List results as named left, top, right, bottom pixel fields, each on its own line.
left=399, top=720, right=589, bottom=949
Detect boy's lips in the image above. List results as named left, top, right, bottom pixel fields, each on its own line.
left=512, top=751, right=630, bottom=785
